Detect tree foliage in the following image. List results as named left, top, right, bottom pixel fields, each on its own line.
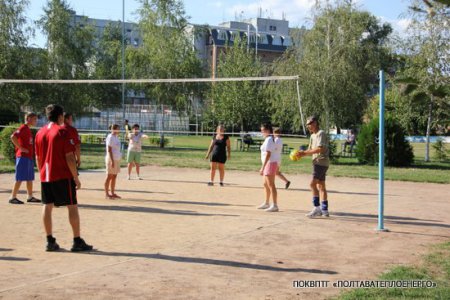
left=129, top=0, right=202, bottom=110
left=356, top=117, right=414, bottom=167
left=206, top=38, right=267, bottom=131
left=269, top=1, right=393, bottom=131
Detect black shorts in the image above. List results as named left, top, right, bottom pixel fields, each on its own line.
left=41, top=179, right=77, bottom=206
left=312, top=164, right=329, bottom=182
left=211, top=152, right=227, bottom=164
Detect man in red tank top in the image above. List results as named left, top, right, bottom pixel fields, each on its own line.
left=35, top=104, right=93, bottom=252
left=8, top=112, right=40, bottom=204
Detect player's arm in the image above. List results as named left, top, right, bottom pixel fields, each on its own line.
left=226, top=138, right=231, bottom=159
left=36, top=154, right=41, bottom=170
left=75, top=144, right=81, bottom=167
left=260, top=151, right=271, bottom=175
left=142, top=134, right=149, bottom=139
left=65, top=152, right=81, bottom=189
left=205, top=140, right=214, bottom=159
left=10, top=135, right=28, bottom=153
left=300, top=146, right=325, bottom=156
left=108, top=145, right=115, bottom=167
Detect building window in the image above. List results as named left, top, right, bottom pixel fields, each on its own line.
left=269, top=25, right=277, bottom=31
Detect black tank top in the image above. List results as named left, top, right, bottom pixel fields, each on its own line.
left=212, top=135, right=228, bottom=156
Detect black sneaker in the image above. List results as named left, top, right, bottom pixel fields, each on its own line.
left=27, top=197, right=41, bottom=203
left=46, top=238, right=60, bottom=252
left=71, top=238, right=93, bottom=252
left=285, top=181, right=291, bottom=189
left=9, top=198, right=24, bottom=204
left=207, top=182, right=214, bottom=186
left=219, top=182, right=224, bottom=187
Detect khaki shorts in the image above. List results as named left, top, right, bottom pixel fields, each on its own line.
left=106, top=157, right=121, bottom=175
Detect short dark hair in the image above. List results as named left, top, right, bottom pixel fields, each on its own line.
left=132, top=124, right=140, bottom=129
left=306, top=116, right=319, bottom=125
left=124, top=120, right=129, bottom=123
left=64, top=112, right=73, bottom=120
left=25, top=112, right=37, bottom=121
left=46, top=105, right=64, bottom=123
left=261, top=122, right=273, bottom=134
left=110, top=124, right=120, bottom=130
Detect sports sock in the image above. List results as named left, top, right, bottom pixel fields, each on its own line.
left=313, top=196, right=320, bottom=207
left=321, top=200, right=329, bottom=211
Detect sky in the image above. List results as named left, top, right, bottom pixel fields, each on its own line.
left=26, top=0, right=413, bottom=47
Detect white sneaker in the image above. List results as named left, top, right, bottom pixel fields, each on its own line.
left=126, top=176, right=130, bottom=180
left=306, top=207, right=322, bottom=218
left=322, top=210, right=330, bottom=217
left=137, top=176, right=143, bottom=180
left=257, top=203, right=270, bottom=209
left=265, top=205, right=279, bottom=212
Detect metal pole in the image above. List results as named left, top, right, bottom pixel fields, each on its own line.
left=378, top=70, right=387, bottom=232
left=255, top=23, right=258, bottom=57
left=121, top=0, right=126, bottom=120
left=296, top=80, right=306, bottom=136
left=247, top=24, right=250, bottom=52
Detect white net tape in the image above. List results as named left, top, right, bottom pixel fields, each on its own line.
left=0, top=76, right=299, bottom=84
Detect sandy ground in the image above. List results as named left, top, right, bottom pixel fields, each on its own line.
left=0, top=165, right=449, bottom=300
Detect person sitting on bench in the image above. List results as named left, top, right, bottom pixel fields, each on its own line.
left=343, top=129, right=356, bottom=153
left=243, top=133, right=253, bottom=151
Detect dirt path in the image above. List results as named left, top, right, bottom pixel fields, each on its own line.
left=0, top=166, right=449, bottom=299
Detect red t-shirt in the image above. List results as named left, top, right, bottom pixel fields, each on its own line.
left=62, top=124, right=81, bottom=146
left=11, top=124, right=34, bottom=158
left=35, top=123, right=76, bottom=182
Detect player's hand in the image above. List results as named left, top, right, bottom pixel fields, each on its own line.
left=111, top=161, right=115, bottom=168
left=205, top=154, right=209, bottom=160
left=259, top=167, right=264, bottom=176
left=74, top=177, right=81, bottom=190
left=20, top=147, right=29, bottom=153
left=227, top=154, right=231, bottom=160
left=76, top=160, right=81, bottom=168
left=296, top=151, right=305, bottom=158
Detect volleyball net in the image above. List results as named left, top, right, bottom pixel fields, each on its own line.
left=0, top=76, right=307, bottom=139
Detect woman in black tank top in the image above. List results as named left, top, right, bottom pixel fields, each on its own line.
left=205, top=125, right=231, bottom=186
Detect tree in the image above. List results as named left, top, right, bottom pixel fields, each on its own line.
left=129, top=0, right=202, bottom=111
left=269, top=1, right=393, bottom=132
left=207, top=37, right=267, bottom=131
left=38, top=0, right=95, bottom=114
left=91, top=23, right=123, bottom=110
left=396, top=0, right=450, bottom=161
left=0, top=0, right=33, bottom=113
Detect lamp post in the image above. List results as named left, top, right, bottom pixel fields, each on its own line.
left=121, top=0, right=126, bottom=120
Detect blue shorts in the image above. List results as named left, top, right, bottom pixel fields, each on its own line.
left=15, top=157, right=35, bottom=182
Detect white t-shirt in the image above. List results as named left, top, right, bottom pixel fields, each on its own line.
left=128, top=132, right=144, bottom=152
left=272, top=137, right=283, bottom=164
left=260, top=136, right=277, bottom=164
left=106, top=134, right=121, bottom=160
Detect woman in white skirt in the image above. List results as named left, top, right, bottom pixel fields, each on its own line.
left=104, top=124, right=122, bottom=199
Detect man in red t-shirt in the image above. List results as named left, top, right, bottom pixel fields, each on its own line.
left=62, top=113, right=81, bottom=168
left=8, top=112, right=40, bottom=204
left=35, top=104, right=93, bottom=252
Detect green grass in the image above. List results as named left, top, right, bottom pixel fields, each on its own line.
left=0, top=135, right=449, bottom=184
left=334, top=242, right=450, bottom=300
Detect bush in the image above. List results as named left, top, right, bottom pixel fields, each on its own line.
left=432, top=138, right=448, bottom=161
left=80, top=134, right=105, bottom=144
left=149, top=136, right=170, bottom=148
left=0, top=123, right=21, bottom=163
left=356, top=117, right=414, bottom=167
left=328, top=135, right=339, bottom=164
